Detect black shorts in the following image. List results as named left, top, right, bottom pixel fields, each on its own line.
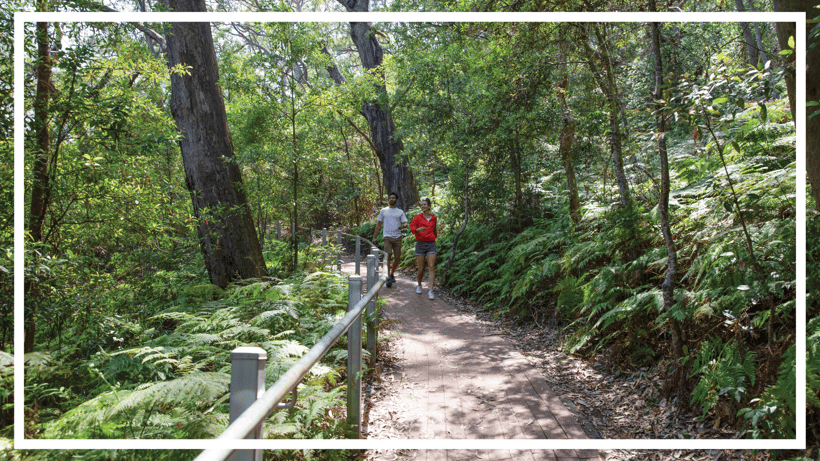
left=415, top=241, right=436, bottom=257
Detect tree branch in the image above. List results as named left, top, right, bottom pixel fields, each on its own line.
left=86, top=1, right=167, bottom=54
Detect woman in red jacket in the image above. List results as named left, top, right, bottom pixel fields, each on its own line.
left=410, top=198, right=438, bottom=300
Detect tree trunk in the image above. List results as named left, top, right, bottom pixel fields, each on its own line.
left=165, top=0, right=266, bottom=288
left=746, top=0, right=769, bottom=68
left=735, top=0, right=760, bottom=68
left=336, top=0, right=419, bottom=211
left=26, top=15, right=52, bottom=353
left=773, top=0, right=820, bottom=207
left=772, top=0, right=798, bottom=122
left=649, top=18, right=680, bottom=343
left=807, top=1, right=820, bottom=210
left=558, top=38, right=581, bottom=225
left=29, top=21, right=51, bottom=246
left=649, top=2, right=688, bottom=404
left=581, top=24, right=630, bottom=207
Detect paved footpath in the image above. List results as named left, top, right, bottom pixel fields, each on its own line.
left=341, top=261, right=601, bottom=461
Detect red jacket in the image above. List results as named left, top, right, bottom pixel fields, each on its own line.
left=410, top=213, right=437, bottom=242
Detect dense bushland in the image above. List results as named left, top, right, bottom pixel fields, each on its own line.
left=10, top=241, right=360, bottom=460
left=2, top=4, right=813, bottom=459
left=429, top=100, right=802, bottom=440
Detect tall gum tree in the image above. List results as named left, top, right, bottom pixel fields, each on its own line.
left=557, top=36, right=581, bottom=225
left=648, top=13, right=685, bottom=402
left=26, top=8, right=52, bottom=353
left=335, top=0, right=419, bottom=211
left=578, top=23, right=631, bottom=208
left=165, top=0, right=266, bottom=287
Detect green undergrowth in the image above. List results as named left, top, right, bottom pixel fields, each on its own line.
left=434, top=110, right=801, bottom=440
left=16, top=241, right=362, bottom=461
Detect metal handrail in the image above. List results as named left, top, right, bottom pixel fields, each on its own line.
left=195, top=231, right=386, bottom=461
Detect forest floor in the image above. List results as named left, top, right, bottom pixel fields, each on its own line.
left=359, top=266, right=798, bottom=461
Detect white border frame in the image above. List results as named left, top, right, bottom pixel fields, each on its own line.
left=14, top=10, right=806, bottom=453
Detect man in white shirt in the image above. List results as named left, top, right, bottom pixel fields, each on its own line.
left=372, top=192, right=408, bottom=286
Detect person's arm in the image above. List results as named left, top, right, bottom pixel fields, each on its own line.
left=409, top=215, right=419, bottom=235
left=372, top=220, right=382, bottom=242
left=399, top=213, right=408, bottom=230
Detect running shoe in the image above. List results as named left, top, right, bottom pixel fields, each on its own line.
left=416, top=285, right=423, bottom=294
left=428, top=290, right=435, bottom=300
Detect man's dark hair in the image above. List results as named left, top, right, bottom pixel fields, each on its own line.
left=389, top=192, right=399, bottom=200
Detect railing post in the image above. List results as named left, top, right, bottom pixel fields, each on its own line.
left=228, top=347, right=266, bottom=461
left=365, top=254, right=377, bottom=360
left=355, top=236, right=361, bottom=275
left=371, top=247, right=381, bottom=280
left=276, top=221, right=281, bottom=240
left=321, top=228, right=328, bottom=268
left=347, top=275, right=363, bottom=438
left=337, top=230, right=342, bottom=272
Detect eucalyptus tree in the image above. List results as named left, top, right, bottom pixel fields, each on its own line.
left=334, top=0, right=419, bottom=212
left=648, top=13, right=685, bottom=401
left=557, top=33, right=581, bottom=224
left=164, top=0, right=267, bottom=287
left=577, top=22, right=632, bottom=209
left=25, top=2, right=52, bottom=352
left=735, top=0, right=767, bottom=69
left=0, top=4, right=12, bottom=352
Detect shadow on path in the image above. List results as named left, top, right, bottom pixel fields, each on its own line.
left=341, top=261, right=601, bottom=461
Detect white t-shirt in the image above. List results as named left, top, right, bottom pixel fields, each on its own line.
left=377, top=206, right=408, bottom=239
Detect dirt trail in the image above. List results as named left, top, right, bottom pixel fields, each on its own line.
left=340, top=260, right=600, bottom=461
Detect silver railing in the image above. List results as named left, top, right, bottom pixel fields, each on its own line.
left=195, top=228, right=386, bottom=461
left=273, top=223, right=378, bottom=277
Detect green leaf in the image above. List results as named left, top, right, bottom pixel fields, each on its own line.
left=759, top=103, right=768, bottom=123
left=724, top=201, right=733, bottom=213
left=713, top=97, right=729, bottom=104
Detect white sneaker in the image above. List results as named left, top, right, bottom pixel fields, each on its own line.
left=428, top=290, right=435, bottom=300
left=416, top=286, right=423, bottom=294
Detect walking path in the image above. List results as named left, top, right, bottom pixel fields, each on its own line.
left=341, top=260, right=600, bottom=461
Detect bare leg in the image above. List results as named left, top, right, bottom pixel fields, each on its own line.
left=426, top=254, right=436, bottom=290
left=416, top=255, right=425, bottom=286
left=391, top=251, right=401, bottom=277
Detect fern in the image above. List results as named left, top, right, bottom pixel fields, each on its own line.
left=593, top=288, right=662, bottom=331
left=738, top=345, right=797, bottom=439
left=690, top=338, right=756, bottom=418
left=808, top=317, right=820, bottom=410
left=44, top=372, right=230, bottom=438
